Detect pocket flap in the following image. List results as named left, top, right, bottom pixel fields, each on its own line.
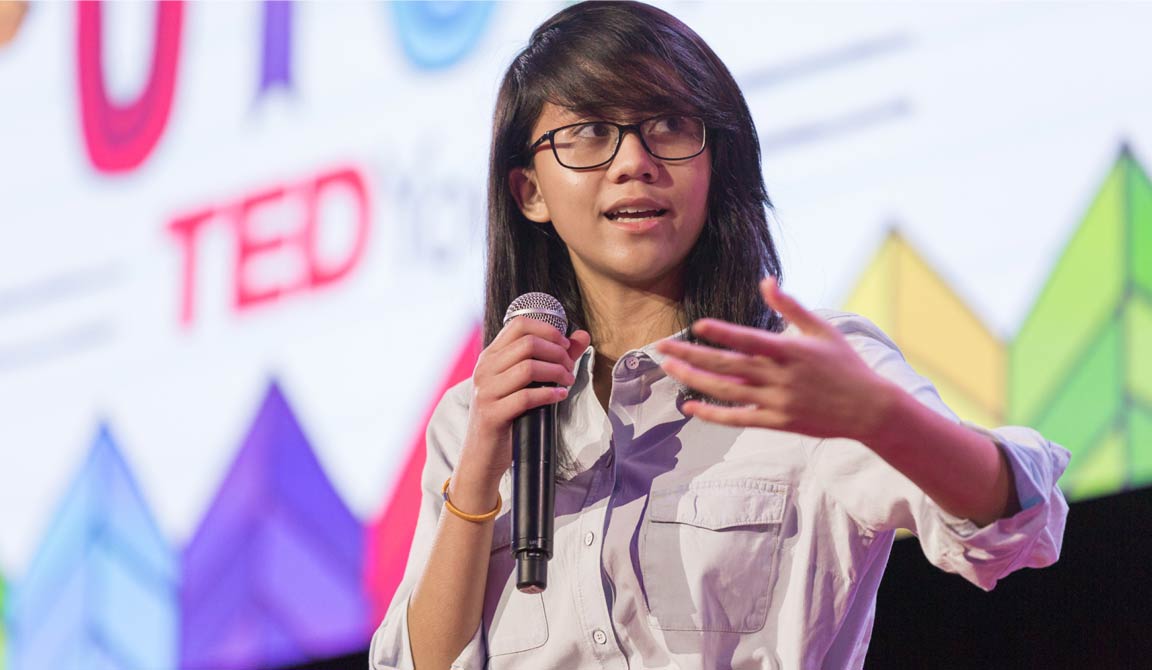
left=648, top=479, right=787, bottom=530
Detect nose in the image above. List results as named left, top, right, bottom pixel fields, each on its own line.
left=606, top=130, right=658, bottom=182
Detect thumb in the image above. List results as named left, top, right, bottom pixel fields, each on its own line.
left=567, top=328, right=592, bottom=361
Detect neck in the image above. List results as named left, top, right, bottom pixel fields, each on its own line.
left=579, top=272, right=687, bottom=362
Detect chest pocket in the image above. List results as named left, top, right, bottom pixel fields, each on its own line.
left=483, top=514, right=549, bottom=657
left=640, top=479, right=788, bottom=633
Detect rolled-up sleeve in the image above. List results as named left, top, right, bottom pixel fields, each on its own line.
left=913, top=425, right=1069, bottom=590
left=369, top=381, right=487, bottom=669
left=814, top=311, right=1070, bottom=591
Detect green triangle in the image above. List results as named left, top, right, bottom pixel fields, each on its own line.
left=1011, top=151, right=1128, bottom=424
left=1130, top=151, right=1152, bottom=296
left=1128, top=294, right=1152, bottom=407
left=1129, top=403, right=1152, bottom=490
left=1033, top=319, right=1124, bottom=461
left=1064, top=428, right=1127, bottom=501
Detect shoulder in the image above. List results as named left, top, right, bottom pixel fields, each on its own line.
left=421, top=377, right=476, bottom=463
left=433, top=377, right=474, bottom=422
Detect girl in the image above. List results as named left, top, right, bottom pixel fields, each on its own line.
left=372, top=3, right=1068, bottom=668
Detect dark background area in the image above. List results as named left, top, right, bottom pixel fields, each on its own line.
left=866, top=487, right=1152, bottom=669
left=278, top=488, right=1152, bottom=670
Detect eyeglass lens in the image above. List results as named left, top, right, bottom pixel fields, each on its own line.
left=551, top=116, right=705, bottom=168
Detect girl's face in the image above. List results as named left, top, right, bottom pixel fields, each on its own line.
left=511, top=103, right=711, bottom=296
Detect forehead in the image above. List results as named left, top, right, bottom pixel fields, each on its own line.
left=532, top=103, right=580, bottom=134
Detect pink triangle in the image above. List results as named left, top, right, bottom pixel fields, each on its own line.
left=364, top=324, right=482, bottom=625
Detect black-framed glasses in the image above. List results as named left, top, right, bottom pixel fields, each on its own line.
left=527, top=115, right=707, bottom=169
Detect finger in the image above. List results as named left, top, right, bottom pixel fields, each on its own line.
left=680, top=400, right=783, bottom=429
left=486, top=333, right=575, bottom=376
left=490, top=359, right=576, bottom=398
left=661, top=356, right=763, bottom=406
left=656, top=339, right=782, bottom=386
left=496, top=386, right=569, bottom=419
left=760, top=277, right=833, bottom=337
left=491, top=315, right=570, bottom=350
left=690, top=318, right=799, bottom=361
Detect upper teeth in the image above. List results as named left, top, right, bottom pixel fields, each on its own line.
left=610, top=208, right=662, bottom=218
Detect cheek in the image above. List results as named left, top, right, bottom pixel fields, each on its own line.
left=538, top=169, right=597, bottom=220
left=685, top=168, right=712, bottom=228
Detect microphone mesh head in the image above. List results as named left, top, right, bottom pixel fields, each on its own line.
left=503, top=292, right=568, bottom=333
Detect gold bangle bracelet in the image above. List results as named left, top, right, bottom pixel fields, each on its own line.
left=442, top=477, right=502, bottom=523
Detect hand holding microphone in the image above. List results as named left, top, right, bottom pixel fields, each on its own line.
left=501, top=293, right=570, bottom=593
left=452, top=293, right=589, bottom=592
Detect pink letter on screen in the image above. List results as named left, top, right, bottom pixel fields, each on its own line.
left=167, top=206, right=217, bottom=327
left=77, top=1, right=183, bottom=173
left=305, top=167, right=371, bottom=290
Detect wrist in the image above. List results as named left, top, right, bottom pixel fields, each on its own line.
left=447, top=458, right=504, bottom=516
left=855, top=377, right=909, bottom=454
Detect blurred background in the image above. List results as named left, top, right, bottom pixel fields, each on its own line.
left=0, top=1, right=1149, bottom=668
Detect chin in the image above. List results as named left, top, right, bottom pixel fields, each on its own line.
left=604, top=262, right=687, bottom=292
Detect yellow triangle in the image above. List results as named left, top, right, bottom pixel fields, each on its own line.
left=843, top=231, right=898, bottom=334
left=911, top=369, right=1003, bottom=427
left=843, top=230, right=1005, bottom=420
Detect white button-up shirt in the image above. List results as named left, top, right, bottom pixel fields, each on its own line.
left=371, top=311, right=1069, bottom=669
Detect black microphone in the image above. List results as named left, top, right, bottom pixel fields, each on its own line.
left=503, top=292, right=568, bottom=593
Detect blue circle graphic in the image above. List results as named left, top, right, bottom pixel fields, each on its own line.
left=392, top=1, right=495, bottom=70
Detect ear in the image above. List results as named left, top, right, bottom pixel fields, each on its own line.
left=509, top=167, right=551, bottom=223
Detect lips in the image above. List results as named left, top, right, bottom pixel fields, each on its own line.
left=603, top=197, right=671, bottom=223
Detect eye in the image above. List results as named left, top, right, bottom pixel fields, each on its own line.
left=649, top=115, right=687, bottom=134
left=568, top=122, right=615, bottom=140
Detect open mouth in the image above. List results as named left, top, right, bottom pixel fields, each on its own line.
left=605, top=208, right=667, bottom=221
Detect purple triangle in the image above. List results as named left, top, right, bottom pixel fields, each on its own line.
left=180, top=381, right=368, bottom=669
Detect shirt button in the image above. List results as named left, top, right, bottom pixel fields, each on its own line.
left=584, top=531, right=595, bottom=546
left=624, top=356, right=640, bottom=370
left=593, top=629, right=608, bottom=645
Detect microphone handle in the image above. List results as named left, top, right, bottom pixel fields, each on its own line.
left=511, top=402, right=556, bottom=593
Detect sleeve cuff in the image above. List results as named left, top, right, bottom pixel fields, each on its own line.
left=931, top=423, right=1056, bottom=539
left=921, top=424, right=1070, bottom=590
left=963, top=422, right=1049, bottom=511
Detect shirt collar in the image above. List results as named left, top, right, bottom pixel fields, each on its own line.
left=571, top=327, right=690, bottom=386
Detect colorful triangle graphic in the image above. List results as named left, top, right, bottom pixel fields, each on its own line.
left=5, top=426, right=177, bottom=670
left=843, top=229, right=1006, bottom=427
left=365, top=324, right=483, bottom=625
left=1010, top=145, right=1152, bottom=499
left=180, top=381, right=369, bottom=669
left=1, top=570, right=7, bottom=670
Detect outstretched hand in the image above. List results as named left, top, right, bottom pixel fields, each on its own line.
left=656, top=277, right=897, bottom=442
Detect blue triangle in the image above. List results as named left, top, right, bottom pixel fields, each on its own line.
left=8, top=425, right=177, bottom=670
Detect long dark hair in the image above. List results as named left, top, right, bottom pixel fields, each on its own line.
left=484, top=0, right=784, bottom=344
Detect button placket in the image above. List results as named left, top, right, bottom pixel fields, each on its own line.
left=572, top=466, right=622, bottom=666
